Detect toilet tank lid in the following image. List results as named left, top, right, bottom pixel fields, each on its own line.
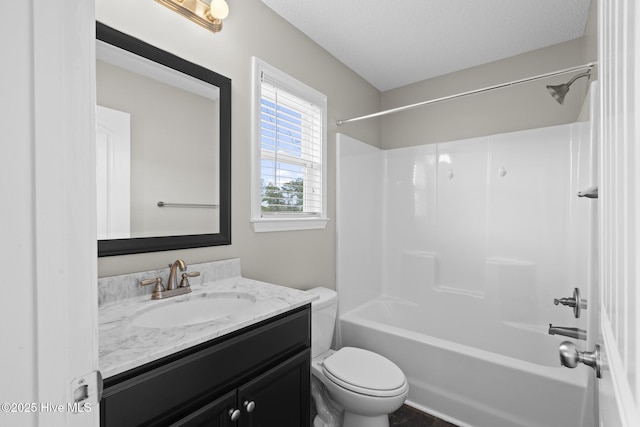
left=306, top=287, right=337, bottom=310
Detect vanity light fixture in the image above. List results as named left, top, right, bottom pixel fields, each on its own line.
left=156, top=0, right=229, bottom=33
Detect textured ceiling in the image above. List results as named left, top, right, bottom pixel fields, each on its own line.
left=261, top=0, right=592, bottom=92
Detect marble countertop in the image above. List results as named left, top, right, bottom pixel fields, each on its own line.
left=99, top=277, right=317, bottom=379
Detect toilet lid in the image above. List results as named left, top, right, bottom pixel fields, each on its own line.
left=322, top=347, right=407, bottom=397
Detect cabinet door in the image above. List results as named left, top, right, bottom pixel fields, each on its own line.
left=101, top=307, right=310, bottom=426
left=238, top=350, right=310, bottom=427
left=170, top=390, right=237, bottom=427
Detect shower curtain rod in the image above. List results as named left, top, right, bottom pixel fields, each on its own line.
left=336, top=62, right=597, bottom=126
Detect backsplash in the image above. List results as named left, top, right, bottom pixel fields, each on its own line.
left=98, top=258, right=242, bottom=306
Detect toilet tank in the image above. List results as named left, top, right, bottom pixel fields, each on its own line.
left=307, top=287, right=338, bottom=359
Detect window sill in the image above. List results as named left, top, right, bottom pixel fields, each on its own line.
left=251, top=217, right=329, bottom=233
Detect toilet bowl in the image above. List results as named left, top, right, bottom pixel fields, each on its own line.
left=312, top=348, right=408, bottom=427
left=308, top=287, right=408, bottom=427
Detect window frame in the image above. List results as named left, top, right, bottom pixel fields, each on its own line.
left=251, top=57, right=328, bottom=232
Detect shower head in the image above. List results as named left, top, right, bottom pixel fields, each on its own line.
left=546, top=71, right=592, bottom=105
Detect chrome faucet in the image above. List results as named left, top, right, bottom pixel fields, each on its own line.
left=553, top=288, right=587, bottom=318
left=140, top=259, right=199, bottom=300
left=548, top=324, right=587, bottom=340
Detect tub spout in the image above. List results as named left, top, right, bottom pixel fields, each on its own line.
left=548, top=324, right=587, bottom=340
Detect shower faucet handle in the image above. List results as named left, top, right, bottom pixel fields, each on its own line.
left=553, top=287, right=587, bottom=318
left=577, top=185, right=598, bottom=198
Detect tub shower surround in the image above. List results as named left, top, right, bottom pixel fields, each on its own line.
left=336, top=123, right=596, bottom=427
left=98, top=258, right=316, bottom=378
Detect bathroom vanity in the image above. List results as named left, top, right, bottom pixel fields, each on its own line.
left=98, top=259, right=316, bottom=426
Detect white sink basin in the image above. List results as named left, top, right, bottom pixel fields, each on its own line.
left=132, top=293, right=256, bottom=328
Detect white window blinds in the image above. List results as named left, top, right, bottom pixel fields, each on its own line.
left=259, top=71, right=324, bottom=217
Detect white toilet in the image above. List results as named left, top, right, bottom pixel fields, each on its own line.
left=308, top=287, right=408, bottom=427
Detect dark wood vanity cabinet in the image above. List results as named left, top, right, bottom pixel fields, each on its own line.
left=171, top=350, right=310, bottom=427
left=170, top=390, right=237, bottom=427
left=100, top=305, right=311, bottom=427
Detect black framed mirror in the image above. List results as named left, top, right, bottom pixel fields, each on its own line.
left=96, top=22, right=231, bottom=256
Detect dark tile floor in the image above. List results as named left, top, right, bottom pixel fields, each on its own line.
left=390, top=405, right=459, bottom=427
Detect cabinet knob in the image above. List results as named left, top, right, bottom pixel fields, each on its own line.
left=228, top=409, right=241, bottom=421
left=243, top=400, right=256, bottom=413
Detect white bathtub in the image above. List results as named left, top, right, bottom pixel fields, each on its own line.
left=339, top=297, right=592, bottom=427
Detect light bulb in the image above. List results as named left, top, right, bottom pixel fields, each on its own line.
left=209, top=0, right=229, bottom=20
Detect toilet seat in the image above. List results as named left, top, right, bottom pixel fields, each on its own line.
left=322, top=347, right=407, bottom=398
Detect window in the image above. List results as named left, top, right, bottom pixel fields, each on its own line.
left=251, top=57, right=328, bottom=232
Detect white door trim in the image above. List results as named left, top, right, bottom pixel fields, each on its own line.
left=96, top=105, right=131, bottom=240
left=597, top=0, right=640, bottom=425
left=0, top=1, right=98, bottom=426
left=33, top=1, right=99, bottom=425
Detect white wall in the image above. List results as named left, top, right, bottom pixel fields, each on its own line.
left=96, top=0, right=381, bottom=290
left=1, top=3, right=38, bottom=421
left=335, top=134, right=384, bottom=315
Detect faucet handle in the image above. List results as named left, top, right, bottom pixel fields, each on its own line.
left=179, top=271, right=200, bottom=288
left=553, top=287, right=587, bottom=318
left=140, top=277, right=165, bottom=299
left=140, top=277, right=163, bottom=287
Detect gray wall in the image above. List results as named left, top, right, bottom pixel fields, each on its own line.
left=97, top=60, right=220, bottom=237
left=380, top=37, right=594, bottom=149
left=97, top=0, right=597, bottom=292
left=380, top=1, right=597, bottom=149
left=96, top=0, right=381, bottom=291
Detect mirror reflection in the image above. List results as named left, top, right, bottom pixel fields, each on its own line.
left=96, top=23, right=231, bottom=256
left=96, top=42, right=220, bottom=239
